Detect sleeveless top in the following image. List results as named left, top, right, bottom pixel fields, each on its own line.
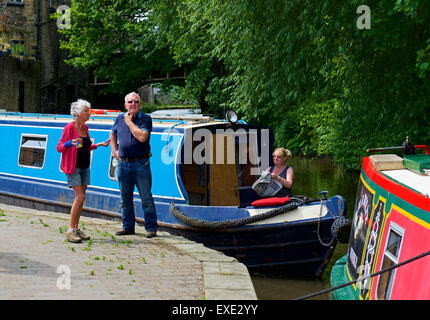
left=269, top=165, right=292, bottom=197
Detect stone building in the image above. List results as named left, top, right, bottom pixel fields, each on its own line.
left=0, top=0, right=89, bottom=114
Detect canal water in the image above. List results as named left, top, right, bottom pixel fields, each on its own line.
left=250, top=156, right=360, bottom=300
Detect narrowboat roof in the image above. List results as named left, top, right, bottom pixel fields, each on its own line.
left=382, top=167, right=430, bottom=197
left=368, top=153, right=430, bottom=199
left=0, top=111, right=242, bottom=130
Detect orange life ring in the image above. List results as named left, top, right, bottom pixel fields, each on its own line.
left=90, top=109, right=122, bottom=115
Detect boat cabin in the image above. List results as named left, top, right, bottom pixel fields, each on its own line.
left=0, top=111, right=273, bottom=210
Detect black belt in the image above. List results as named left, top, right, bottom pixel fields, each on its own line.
left=120, top=156, right=146, bottom=162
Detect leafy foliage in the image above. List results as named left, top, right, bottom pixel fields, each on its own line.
left=60, top=0, right=430, bottom=169
left=59, top=0, right=177, bottom=95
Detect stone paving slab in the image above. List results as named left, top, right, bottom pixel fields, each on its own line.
left=0, top=203, right=257, bottom=300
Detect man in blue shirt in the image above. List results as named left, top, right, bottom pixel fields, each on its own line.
left=109, top=92, right=158, bottom=238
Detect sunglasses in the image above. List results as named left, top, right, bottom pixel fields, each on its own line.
left=127, top=100, right=140, bottom=104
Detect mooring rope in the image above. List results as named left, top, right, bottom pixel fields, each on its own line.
left=169, top=201, right=299, bottom=229
left=293, top=249, right=430, bottom=300
left=317, top=200, right=352, bottom=246
left=169, top=195, right=318, bottom=230
left=169, top=195, right=351, bottom=237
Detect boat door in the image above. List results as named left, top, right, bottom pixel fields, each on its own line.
left=209, top=133, right=240, bottom=206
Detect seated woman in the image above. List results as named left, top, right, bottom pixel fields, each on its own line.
left=265, top=147, right=294, bottom=197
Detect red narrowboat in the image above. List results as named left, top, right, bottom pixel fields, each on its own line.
left=331, top=143, right=430, bottom=300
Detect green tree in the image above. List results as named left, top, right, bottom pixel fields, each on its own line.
left=59, top=0, right=430, bottom=169
left=59, top=0, right=177, bottom=95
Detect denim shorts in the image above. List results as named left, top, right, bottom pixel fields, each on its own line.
left=66, top=168, right=90, bottom=187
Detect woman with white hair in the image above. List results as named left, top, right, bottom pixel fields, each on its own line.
left=57, top=99, right=110, bottom=243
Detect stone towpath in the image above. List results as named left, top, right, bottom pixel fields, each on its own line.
left=0, top=203, right=257, bottom=300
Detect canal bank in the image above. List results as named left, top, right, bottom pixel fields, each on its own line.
left=0, top=203, right=256, bottom=300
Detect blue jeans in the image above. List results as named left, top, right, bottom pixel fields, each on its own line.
left=117, top=158, right=158, bottom=232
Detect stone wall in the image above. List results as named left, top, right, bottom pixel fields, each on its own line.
left=0, top=55, right=40, bottom=112
left=38, top=0, right=89, bottom=114
left=0, top=0, right=89, bottom=114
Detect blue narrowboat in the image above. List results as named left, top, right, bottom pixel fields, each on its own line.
left=0, top=110, right=346, bottom=277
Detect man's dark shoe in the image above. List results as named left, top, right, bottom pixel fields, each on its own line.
left=115, top=229, right=135, bottom=236
left=145, top=231, right=157, bottom=238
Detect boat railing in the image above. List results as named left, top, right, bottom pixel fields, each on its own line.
left=150, top=113, right=214, bottom=123
left=367, top=145, right=430, bottom=155
left=0, top=111, right=226, bottom=126
left=0, top=112, right=70, bottom=119
left=0, top=112, right=119, bottom=121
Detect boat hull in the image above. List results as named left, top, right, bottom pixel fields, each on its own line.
left=159, top=215, right=337, bottom=277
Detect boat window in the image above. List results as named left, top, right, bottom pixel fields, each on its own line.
left=376, top=223, right=404, bottom=300
left=18, top=135, right=48, bottom=169
left=182, top=138, right=208, bottom=205
left=108, top=153, right=118, bottom=181
left=386, top=230, right=402, bottom=257
left=236, top=130, right=260, bottom=187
